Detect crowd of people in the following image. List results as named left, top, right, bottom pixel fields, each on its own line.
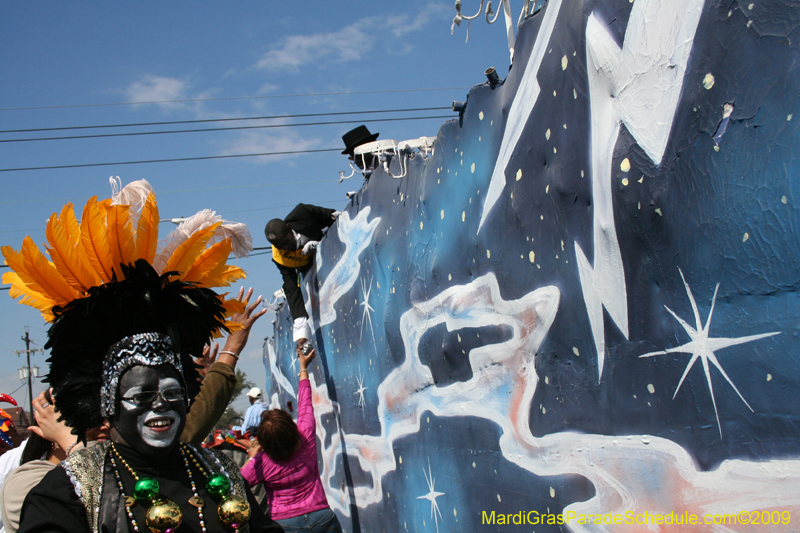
left=0, top=126, right=383, bottom=532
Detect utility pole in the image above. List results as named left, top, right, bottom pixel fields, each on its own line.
left=15, top=327, right=43, bottom=420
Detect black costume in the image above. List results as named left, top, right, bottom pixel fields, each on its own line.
left=272, top=204, right=336, bottom=325
left=18, top=442, right=282, bottom=533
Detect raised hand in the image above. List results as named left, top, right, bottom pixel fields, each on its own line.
left=219, top=287, right=268, bottom=366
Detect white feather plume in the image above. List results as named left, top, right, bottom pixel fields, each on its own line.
left=109, top=177, right=154, bottom=231
left=109, top=177, right=153, bottom=208
left=153, top=209, right=221, bottom=273
left=209, top=221, right=253, bottom=258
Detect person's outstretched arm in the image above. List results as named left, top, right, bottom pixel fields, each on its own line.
left=182, top=287, right=267, bottom=444
left=296, top=345, right=317, bottom=441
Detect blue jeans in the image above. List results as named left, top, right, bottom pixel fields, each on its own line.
left=276, top=508, right=342, bottom=533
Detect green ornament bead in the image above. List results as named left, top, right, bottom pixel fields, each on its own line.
left=133, top=477, right=160, bottom=503
left=206, top=473, right=231, bottom=499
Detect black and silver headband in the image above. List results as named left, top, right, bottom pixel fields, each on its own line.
left=101, top=332, right=189, bottom=416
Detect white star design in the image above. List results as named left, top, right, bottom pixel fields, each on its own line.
left=641, top=268, right=780, bottom=438
left=354, top=369, right=367, bottom=408
left=416, top=458, right=444, bottom=533
left=360, top=276, right=376, bottom=347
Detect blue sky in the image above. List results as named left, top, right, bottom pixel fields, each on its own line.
left=0, top=1, right=513, bottom=413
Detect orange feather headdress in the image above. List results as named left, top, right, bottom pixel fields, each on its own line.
left=2, top=178, right=257, bottom=440
left=2, top=178, right=251, bottom=332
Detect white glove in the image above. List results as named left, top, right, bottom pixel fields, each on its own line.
left=292, top=317, right=312, bottom=342
left=331, top=211, right=341, bottom=219
left=302, top=241, right=319, bottom=255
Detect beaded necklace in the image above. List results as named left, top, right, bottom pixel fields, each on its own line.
left=109, top=443, right=251, bottom=533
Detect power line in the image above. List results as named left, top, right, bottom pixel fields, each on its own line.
left=0, top=107, right=451, bottom=134
left=0, top=148, right=342, bottom=173
left=0, top=87, right=472, bottom=111
left=1, top=197, right=341, bottom=246
left=1, top=114, right=452, bottom=143
left=0, top=180, right=338, bottom=209
left=7, top=382, right=26, bottom=394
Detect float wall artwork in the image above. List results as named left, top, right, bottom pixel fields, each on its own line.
left=262, top=0, right=800, bottom=530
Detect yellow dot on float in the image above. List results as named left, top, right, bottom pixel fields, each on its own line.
left=516, top=169, right=522, bottom=181
left=620, top=158, right=631, bottom=172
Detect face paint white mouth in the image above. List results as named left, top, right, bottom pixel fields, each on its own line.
left=139, top=409, right=180, bottom=447
left=127, top=377, right=183, bottom=448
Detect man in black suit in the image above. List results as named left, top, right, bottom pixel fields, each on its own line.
left=265, top=126, right=380, bottom=345
left=265, top=203, right=338, bottom=344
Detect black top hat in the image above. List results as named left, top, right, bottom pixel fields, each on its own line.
left=341, top=125, right=379, bottom=154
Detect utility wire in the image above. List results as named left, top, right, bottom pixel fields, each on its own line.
left=0, top=148, right=342, bottom=173
left=0, top=87, right=472, bottom=111
left=0, top=107, right=451, bottom=134
left=1, top=114, right=452, bottom=143
left=0, top=180, right=337, bottom=209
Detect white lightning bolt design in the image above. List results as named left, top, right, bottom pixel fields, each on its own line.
left=477, top=0, right=563, bottom=232
left=640, top=269, right=780, bottom=438
left=577, top=0, right=705, bottom=378
left=416, top=458, right=444, bottom=533
left=317, top=207, right=381, bottom=327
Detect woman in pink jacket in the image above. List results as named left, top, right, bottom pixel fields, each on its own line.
left=242, top=344, right=342, bottom=533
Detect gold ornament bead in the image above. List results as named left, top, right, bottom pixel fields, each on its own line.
left=145, top=499, right=183, bottom=533
left=217, top=496, right=251, bottom=529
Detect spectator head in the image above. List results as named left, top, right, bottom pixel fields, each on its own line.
left=265, top=219, right=296, bottom=251
left=247, top=387, right=262, bottom=405
left=256, top=409, right=301, bottom=462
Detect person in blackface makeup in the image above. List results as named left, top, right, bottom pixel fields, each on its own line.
left=2, top=180, right=285, bottom=533
left=112, top=363, right=187, bottom=456
left=14, top=271, right=281, bottom=533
